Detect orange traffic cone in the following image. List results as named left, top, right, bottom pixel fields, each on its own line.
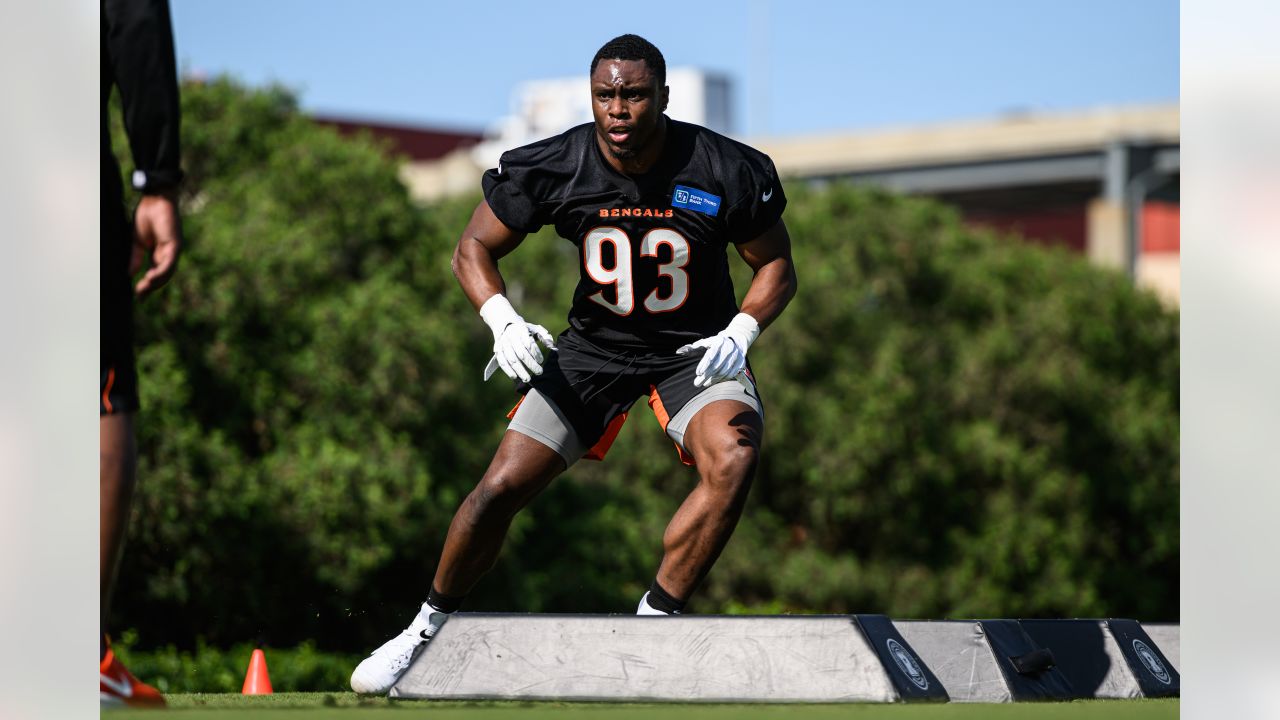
left=241, top=648, right=273, bottom=695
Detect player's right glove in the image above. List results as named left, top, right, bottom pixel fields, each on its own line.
left=479, top=294, right=556, bottom=383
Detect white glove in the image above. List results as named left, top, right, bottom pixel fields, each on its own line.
left=676, top=312, right=760, bottom=388
left=478, top=295, right=557, bottom=382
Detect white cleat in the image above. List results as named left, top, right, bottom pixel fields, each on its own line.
left=350, top=606, right=449, bottom=695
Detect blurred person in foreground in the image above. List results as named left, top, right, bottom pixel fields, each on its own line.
left=100, top=0, right=184, bottom=707
left=352, top=34, right=796, bottom=694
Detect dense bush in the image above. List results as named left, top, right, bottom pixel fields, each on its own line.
left=111, top=631, right=358, bottom=693
left=706, top=185, right=1179, bottom=620
left=111, top=79, right=1178, bottom=656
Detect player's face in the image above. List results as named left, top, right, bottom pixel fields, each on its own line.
left=590, top=59, right=668, bottom=161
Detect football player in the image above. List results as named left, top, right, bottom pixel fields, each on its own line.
left=352, top=34, right=796, bottom=694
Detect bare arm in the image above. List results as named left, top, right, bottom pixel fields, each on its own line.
left=451, top=199, right=529, bottom=310
left=676, top=219, right=797, bottom=386
left=105, top=0, right=184, bottom=297
left=735, top=219, right=798, bottom=331
left=452, top=200, right=557, bottom=382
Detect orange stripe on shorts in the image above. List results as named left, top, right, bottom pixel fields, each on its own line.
left=506, top=395, right=526, bottom=420
left=647, top=385, right=671, bottom=430
left=648, top=385, right=696, bottom=467
left=582, top=412, right=628, bottom=462
left=102, top=368, right=116, bottom=415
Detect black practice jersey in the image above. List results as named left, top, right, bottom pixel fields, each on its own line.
left=483, top=118, right=786, bottom=351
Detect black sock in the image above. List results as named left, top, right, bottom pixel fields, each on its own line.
left=647, top=579, right=687, bottom=615
left=426, top=586, right=466, bottom=614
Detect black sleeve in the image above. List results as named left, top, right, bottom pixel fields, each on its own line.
left=480, top=134, right=575, bottom=234
left=103, top=0, right=183, bottom=192
left=723, top=154, right=786, bottom=243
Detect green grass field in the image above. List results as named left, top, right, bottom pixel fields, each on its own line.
left=105, top=693, right=1179, bottom=719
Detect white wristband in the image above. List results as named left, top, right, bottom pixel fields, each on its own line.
left=726, top=312, right=761, bottom=351
left=478, top=294, right=522, bottom=337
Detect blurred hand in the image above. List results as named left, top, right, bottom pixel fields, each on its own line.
left=130, top=192, right=182, bottom=296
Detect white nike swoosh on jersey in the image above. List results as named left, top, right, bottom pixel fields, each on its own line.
left=100, top=672, right=133, bottom=697
left=762, top=188, right=773, bottom=202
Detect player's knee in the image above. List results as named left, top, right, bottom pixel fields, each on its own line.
left=468, top=471, right=531, bottom=518
left=696, top=440, right=758, bottom=497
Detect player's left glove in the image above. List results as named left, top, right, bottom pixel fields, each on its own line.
left=676, top=312, right=760, bottom=388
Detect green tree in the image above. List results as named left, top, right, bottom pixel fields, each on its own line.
left=115, top=78, right=480, bottom=648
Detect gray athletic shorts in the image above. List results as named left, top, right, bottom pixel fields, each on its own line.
left=509, top=377, right=763, bottom=469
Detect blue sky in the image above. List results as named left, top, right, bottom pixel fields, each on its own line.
left=170, top=0, right=1178, bottom=137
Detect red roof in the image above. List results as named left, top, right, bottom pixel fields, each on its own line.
left=313, top=115, right=484, bottom=161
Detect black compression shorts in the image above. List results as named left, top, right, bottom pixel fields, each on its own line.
left=512, top=327, right=763, bottom=464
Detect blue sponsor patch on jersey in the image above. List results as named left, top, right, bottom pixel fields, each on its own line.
left=671, top=185, right=721, bottom=217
